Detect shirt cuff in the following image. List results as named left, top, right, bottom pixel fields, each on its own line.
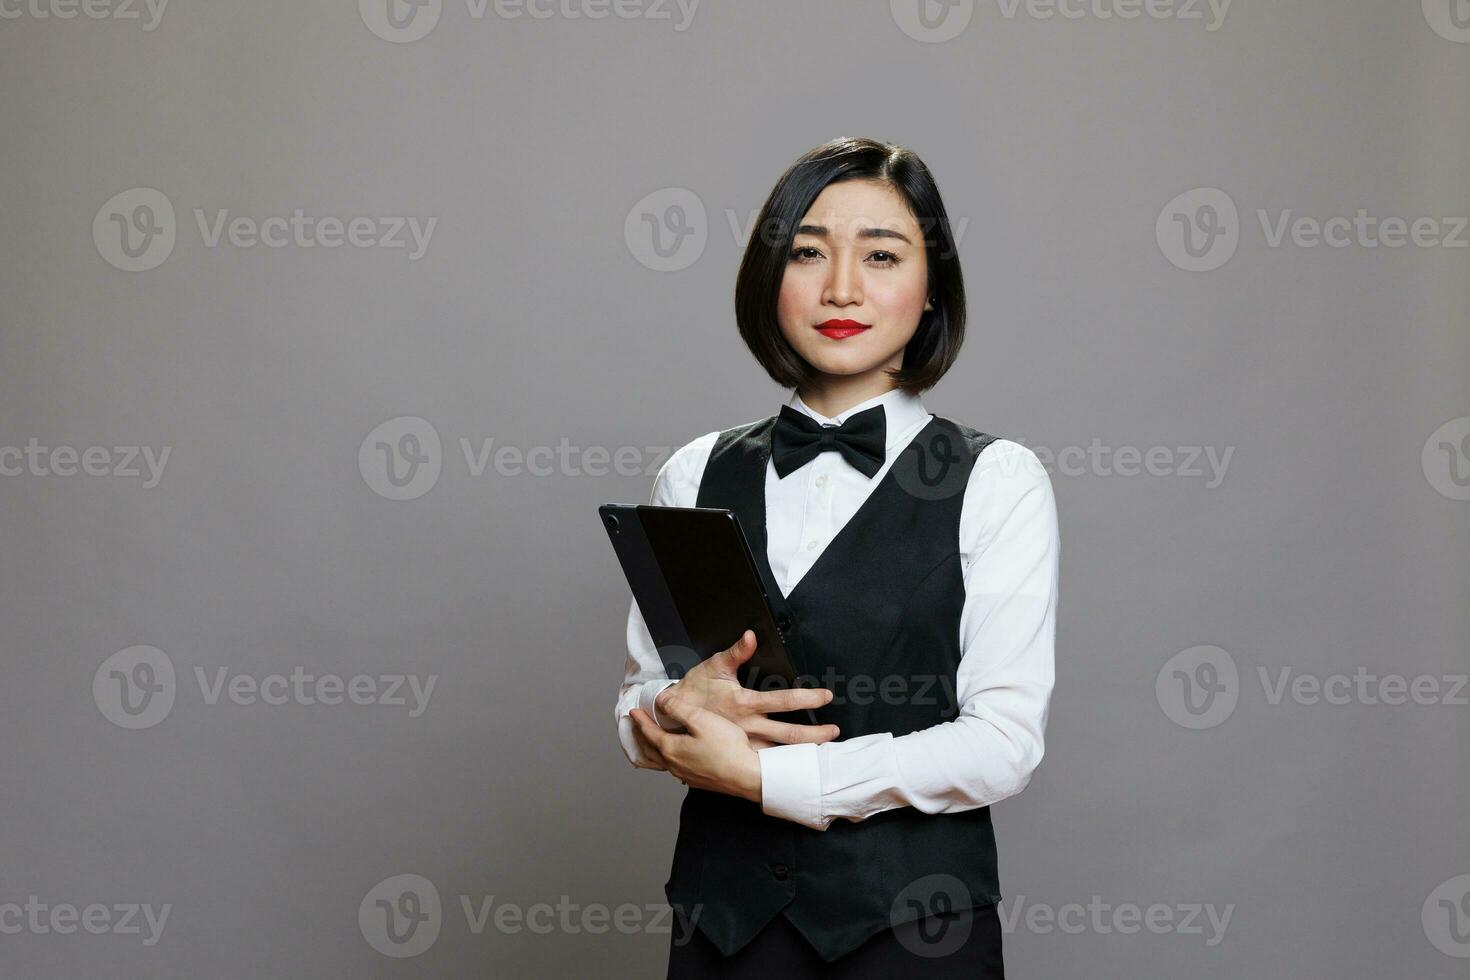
left=758, top=742, right=826, bottom=830
left=639, top=679, right=684, bottom=732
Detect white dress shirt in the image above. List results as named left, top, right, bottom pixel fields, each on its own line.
left=614, top=387, right=1059, bottom=832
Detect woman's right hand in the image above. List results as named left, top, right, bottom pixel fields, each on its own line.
left=653, top=629, right=839, bottom=751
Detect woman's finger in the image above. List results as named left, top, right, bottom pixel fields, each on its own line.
left=652, top=690, right=703, bottom=732
left=751, top=686, right=833, bottom=715
left=747, top=716, right=841, bottom=745
left=631, top=726, right=669, bottom=769
left=629, top=709, right=672, bottom=768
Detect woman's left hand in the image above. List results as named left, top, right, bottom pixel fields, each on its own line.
left=628, top=702, right=762, bottom=804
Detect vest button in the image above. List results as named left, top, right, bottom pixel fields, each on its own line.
left=776, top=613, right=793, bottom=632
left=772, top=863, right=789, bottom=881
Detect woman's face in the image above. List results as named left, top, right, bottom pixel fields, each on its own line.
left=776, top=178, right=932, bottom=384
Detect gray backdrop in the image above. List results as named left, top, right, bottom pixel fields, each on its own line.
left=2, top=0, right=1467, bottom=976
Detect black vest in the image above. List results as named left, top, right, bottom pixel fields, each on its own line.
left=664, top=411, right=1003, bottom=963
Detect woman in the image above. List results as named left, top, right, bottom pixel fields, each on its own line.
left=614, top=137, right=1059, bottom=978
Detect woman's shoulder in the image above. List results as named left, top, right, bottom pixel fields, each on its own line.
left=972, top=436, right=1046, bottom=477
left=648, top=427, right=720, bottom=505
left=929, top=417, right=1045, bottom=478
left=660, top=428, right=721, bottom=478
left=650, top=411, right=777, bottom=503
left=945, top=431, right=1058, bottom=558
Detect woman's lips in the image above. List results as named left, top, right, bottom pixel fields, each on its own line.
left=815, top=319, right=871, bottom=339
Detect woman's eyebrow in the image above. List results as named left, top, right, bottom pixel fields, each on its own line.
left=794, top=223, right=914, bottom=244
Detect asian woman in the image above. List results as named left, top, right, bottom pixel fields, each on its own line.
left=614, top=136, right=1059, bottom=978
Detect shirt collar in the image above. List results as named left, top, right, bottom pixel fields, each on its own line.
left=785, top=387, right=930, bottom=452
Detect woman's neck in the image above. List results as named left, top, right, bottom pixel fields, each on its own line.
left=797, top=373, right=899, bottom=420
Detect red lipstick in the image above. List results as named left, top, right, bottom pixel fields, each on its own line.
left=815, top=319, right=871, bottom=340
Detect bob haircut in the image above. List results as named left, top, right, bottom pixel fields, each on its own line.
left=734, top=137, right=966, bottom=395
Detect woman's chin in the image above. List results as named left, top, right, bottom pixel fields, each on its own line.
left=802, top=352, right=891, bottom=379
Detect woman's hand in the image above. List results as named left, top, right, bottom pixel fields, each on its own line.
left=653, top=629, right=839, bottom=750
left=629, top=703, right=763, bottom=802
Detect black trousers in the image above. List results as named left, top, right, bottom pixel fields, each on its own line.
left=666, top=903, right=1004, bottom=979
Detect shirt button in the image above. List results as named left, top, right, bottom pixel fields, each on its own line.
left=772, top=863, right=789, bottom=881
left=815, top=474, right=828, bottom=488
left=807, top=539, right=819, bottom=551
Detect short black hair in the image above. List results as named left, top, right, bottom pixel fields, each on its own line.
left=734, top=137, right=966, bottom=395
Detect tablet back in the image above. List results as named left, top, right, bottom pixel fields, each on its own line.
left=599, top=504, right=802, bottom=695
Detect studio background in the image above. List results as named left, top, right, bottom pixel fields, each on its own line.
left=1, top=1, right=1467, bottom=976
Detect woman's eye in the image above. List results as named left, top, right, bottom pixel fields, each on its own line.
left=788, top=247, right=901, bottom=266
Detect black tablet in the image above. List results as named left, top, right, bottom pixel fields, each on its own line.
left=598, top=503, right=816, bottom=725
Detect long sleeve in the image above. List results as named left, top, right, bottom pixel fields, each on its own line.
left=756, top=439, right=1059, bottom=830
left=613, top=431, right=717, bottom=767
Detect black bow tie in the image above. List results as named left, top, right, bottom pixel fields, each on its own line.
left=771, top=404, right=887, bottom=479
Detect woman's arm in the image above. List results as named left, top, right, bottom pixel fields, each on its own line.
left=613, top=433, right=716, bottom=768
left=615, top=599, right=682, bottom=769
left=757, top=439, right=1059, bottom=830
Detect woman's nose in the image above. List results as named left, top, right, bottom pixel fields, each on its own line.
left=823, top=256, right=863, bottom=305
